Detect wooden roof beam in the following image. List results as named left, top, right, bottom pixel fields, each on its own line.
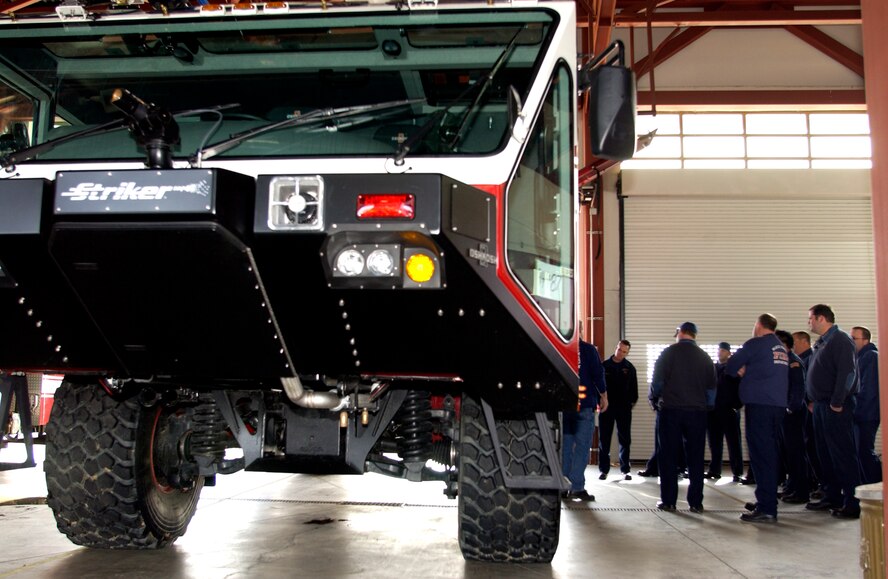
left=1, top=0, right=44, bottom=15
left=632, top=26, right=712, bottom=79
left=784, top=24, right=864, bottom=78
left=636, top=88, right=866, bottom=108
left=614, top=9, right=862, bottom=27
left=616, top=0, right=860, bottom=10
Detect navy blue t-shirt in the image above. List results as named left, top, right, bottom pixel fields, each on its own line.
left=726, top=333, right=789, bottom=407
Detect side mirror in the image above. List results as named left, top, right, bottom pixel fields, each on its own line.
left=579, top=41, right=637, bottom=161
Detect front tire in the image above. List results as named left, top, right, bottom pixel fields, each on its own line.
left=45, top=381, right=203, bottom=549
left=457, top=393, right=561, bottom=563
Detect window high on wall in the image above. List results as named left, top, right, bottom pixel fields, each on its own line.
left=623, top=112, right=871, bottom=170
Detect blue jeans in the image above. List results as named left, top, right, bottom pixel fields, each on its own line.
left=562, top=407, right=596, bottom=492
left=813, top=400, right=861, bottom=511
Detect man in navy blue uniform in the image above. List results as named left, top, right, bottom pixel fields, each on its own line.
left=650, top=322, right=716, bottom=513
left=793, top=329, right=823, bottom=497
left=728, top=314, right=788, bottom=524
left=562, top=339, right=607, bottom=501
left=705, top=342, right=744, bottom=481
left=793, top=331, right=814, bottom=370
left=598, top=340, right=638, bottom=481
left=776, top=330, right=810, bottom=504
left=851, top=326, right=881, bottom=484
left=805, top=304, right=861, bottom=518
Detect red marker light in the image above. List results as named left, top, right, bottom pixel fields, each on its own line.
left=356, top=194, right=415, bottom=219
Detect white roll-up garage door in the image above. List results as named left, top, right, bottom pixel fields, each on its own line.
left=619, top=169, right=877, bottom=464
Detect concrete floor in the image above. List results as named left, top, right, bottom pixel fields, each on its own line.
left=0, top=441, right=863, bottom=578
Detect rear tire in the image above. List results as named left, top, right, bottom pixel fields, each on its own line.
left=457, top=393, right=561, bottom=562
left=45, top=381, right=203, bottom=549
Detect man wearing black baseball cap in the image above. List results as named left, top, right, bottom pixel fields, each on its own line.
left=650, top=322, right=717, bottom=513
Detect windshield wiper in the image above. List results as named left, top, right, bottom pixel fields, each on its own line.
left=194, top=98, right=424, bottom=164
left=2, top=118, right=125, bottom=170
left=392, top=26, right=524, bottom=166
left=1, top=99, right=239, bottom=171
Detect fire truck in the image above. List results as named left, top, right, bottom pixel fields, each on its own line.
left=0, top=0, right=634, bottom=562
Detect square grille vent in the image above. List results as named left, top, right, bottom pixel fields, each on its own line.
left=268, top=176, right=324, bottom=231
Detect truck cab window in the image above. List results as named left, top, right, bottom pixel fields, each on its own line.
left=506, top=65, right=574, bottom=339
left=0, top=83, right=33, bottom=156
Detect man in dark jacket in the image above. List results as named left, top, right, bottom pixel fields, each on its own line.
left=728, top=314, right=789, bottom=524
left=705, top=342, right=744, bottom=481
left=793, top=329, right=823, bottom=496
left=776, top=330, right=810, bottom=504
left=852, top=325, right=881, bottom=484
left=793, top=331, right=814, bottom=370
left=562, top=339, right=607, bottom=501
left=650, top=322, right=716, bottom=513
left=805, top=304, right=861, bottom=518
left=598, top=340, right=638, bottom=481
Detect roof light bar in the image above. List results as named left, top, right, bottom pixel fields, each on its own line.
left=199, top=4, right=225, bottom=14
left=232, top=2, right=257, bottom=14
left=199, top=2, right=290, bottom=15
left=264, top=1, right=289, bottom=13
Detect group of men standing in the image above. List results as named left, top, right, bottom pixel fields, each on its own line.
left=563, top=303, right=881, bottom=524
left=651, top=304, right=880, bottom=523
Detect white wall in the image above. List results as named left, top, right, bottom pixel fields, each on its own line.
left=612, top=25, right=864, bottom=92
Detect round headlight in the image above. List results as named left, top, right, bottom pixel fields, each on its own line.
left=335, top=249, right=365, bottom=276
left=366, top=249, right=395, bottom=276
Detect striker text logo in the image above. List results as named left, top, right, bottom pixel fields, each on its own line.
left=60, top=181, right=208, bottom=202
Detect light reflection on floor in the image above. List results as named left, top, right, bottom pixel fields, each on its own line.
left=0, top=442, right=863, bottom=578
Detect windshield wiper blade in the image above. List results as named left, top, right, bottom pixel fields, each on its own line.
left=446, top=27, right=522, bottom=150
left=2, top=118, right=125, bottom=170
left=1, top=101, right=239, bottom=171
left=195, top=98, right=424, bottom=163
left=392, top=26, right=524, bottom=166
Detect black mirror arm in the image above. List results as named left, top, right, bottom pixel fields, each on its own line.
left=578, top=40, right=627, bottom=92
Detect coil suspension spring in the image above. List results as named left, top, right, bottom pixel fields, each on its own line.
left=189, top=393, right=228, bottom=463
left=397, top=389, right=433, bottom=463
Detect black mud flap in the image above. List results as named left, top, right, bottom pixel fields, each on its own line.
left=481, top=399, right=566, bottom=491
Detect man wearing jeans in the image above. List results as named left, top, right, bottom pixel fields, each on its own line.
left=562, top=339, right=607, bottom=501
left=805, top=304, right=861, bottom=518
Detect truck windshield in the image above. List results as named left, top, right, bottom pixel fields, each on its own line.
left=0, top=12, right=555, bottom=163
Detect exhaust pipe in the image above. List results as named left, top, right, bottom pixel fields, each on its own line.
left=281, top=376, right=349, bottom=411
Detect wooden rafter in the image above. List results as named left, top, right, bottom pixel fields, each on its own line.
left=636, top=88, right=866, bottom=107
left=632, top=26, right=712, bottom=79
left=1, top=0, right=45, bottom=15
left=614, top=9, right=861, bottom=27
left=785, top=25, right=864, bottom=78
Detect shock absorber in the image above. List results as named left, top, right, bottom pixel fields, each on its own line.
left=397, top=389, right=433, bottom=464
